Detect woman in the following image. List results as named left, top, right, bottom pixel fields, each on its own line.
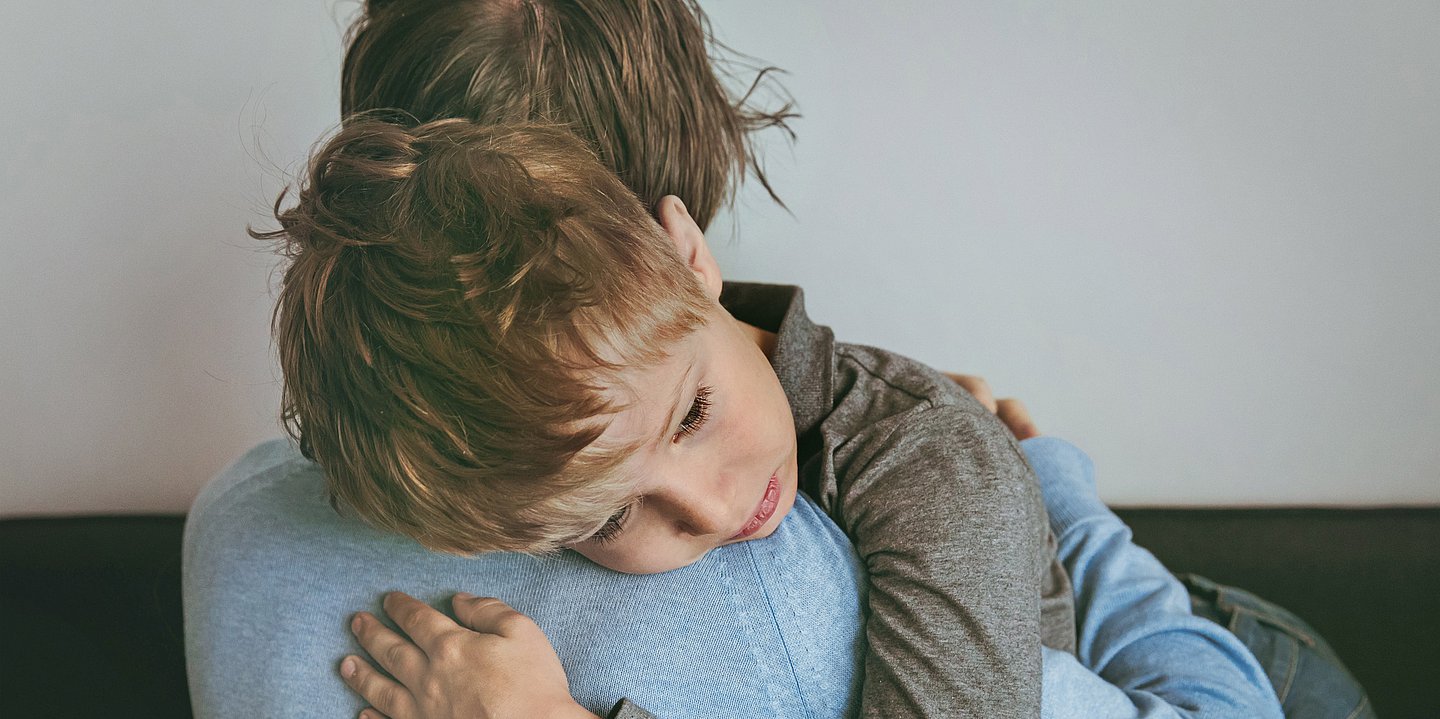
left=182, top=2, right=1372, bottom=717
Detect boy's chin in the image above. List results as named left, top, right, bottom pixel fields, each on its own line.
left=591, top=550, right=712, bottom=576
left=572, top=484, right=799, bottom=575
left=578, top=519, right=791, bottom=575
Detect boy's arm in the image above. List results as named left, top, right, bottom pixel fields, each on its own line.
left=1020, top=436, right=1284, bottom=719
left=825, top=403, right=1047, bottom=719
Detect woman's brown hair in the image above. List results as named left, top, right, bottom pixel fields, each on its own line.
left=340, top=0, right=794, bottom=230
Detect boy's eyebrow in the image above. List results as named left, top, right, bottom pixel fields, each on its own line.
left=656, top=359, right=698, bottom=445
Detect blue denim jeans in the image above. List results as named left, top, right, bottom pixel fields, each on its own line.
left=1180, top=573, right=1376, bottom=719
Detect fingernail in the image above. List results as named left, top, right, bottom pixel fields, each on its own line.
left=341, top=657, right=357, bottom=678
left=454, top=591, right=475, bottom=600
left=350, top=614, right=363, bottom=633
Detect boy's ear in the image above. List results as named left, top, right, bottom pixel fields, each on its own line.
left=656, top=195, right=722, bottom=300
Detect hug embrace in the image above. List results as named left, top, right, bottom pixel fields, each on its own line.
left=185, top=1, right=1374, bottom=717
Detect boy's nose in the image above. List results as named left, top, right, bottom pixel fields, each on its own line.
left=675, top=508, right=731, bottom=538
left=660, top=479, right=737, bottom=539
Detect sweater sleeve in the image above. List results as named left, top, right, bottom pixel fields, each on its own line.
left=824, top=404, right=1047, bottom=719
left=599, top=415, right=1051, bottom=719
left=1020, top=436, right=1284, bottom=719
left=605, top=698, right=658, bottom=719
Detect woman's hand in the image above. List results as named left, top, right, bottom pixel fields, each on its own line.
left=943, top=373, right=1041, bottom=440
left=996, top=397, right=1039, bottom=440
left=945, top=373, right=998, bottom=413
left=341, top=591, right=600, bottom=719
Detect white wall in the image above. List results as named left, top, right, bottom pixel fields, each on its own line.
left=3, top=1, right=1437, bottom=516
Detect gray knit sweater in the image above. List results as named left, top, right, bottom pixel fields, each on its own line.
left=610, top=282, right=1074, bottom=719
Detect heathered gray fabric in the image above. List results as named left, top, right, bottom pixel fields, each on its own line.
left=604, top=697, right=656, bottom=719
left=608, top=698, right=659, bottom=719
left=1040, top=528, right=1078, bottom=655
left=720, top=281, right=1075, bottom=718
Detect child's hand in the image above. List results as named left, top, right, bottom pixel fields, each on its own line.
left=943, top=373, right=1041, bottom=440
left=341, top=591, right=600, bottom=719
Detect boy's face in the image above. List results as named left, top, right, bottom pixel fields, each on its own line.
left=567, top=197, right=799, bottom=574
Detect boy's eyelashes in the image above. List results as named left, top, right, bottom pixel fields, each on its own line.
left=590, top=502, right=633, bottom=545
left=673, top=384, right=714, bottom=443
left=587, top=385, right=717, bottom=546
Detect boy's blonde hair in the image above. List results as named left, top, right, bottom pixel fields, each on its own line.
left=255, top=118, right=711, bottom=555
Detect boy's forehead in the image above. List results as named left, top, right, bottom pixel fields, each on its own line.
left=593, top=334, right=700, bottom=450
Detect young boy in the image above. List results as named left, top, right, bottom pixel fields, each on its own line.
left=259, top=116, right=1071, bottom=718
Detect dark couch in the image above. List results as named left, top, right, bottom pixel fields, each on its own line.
left=3, top=508, right=1437, bottom=718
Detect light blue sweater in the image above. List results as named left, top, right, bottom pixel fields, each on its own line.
left=184, top=435, right=1283, bottom=718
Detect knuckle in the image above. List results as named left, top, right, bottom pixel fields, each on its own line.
left=431, top=631, right=469, bottom=662
left=374, top=683, right=399, bottom=712
left=359, top=671, right=380, bottom=697
left=419, top=678, right=446, bottom=707
left=381, top=643, right=409, bottom=670
left=355, top=669, right=383, bottom=702
left=461, top=596, right=504, bottom=620
left=492, top=609, right=534, bottom=635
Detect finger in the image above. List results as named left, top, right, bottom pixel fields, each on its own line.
left=996, top=398, right=1041, bottom=440
left=452, top=593, right=537, bottom=638
left=340, top=654, right=415, bottom=719
left=945, top=373, right=997, bottom=414
left=350, top=611, right=427, bottom=688
left=382, top=591, right=465, bottom=656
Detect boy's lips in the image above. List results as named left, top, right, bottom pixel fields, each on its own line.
left=728, top=471, right=781, bottom=541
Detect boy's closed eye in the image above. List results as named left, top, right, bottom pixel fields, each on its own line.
left=587, top=384, right=716, bottom=545
left=673, top=384, right=713, bottom=441
left=588, top=504, right=631, bottom=545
